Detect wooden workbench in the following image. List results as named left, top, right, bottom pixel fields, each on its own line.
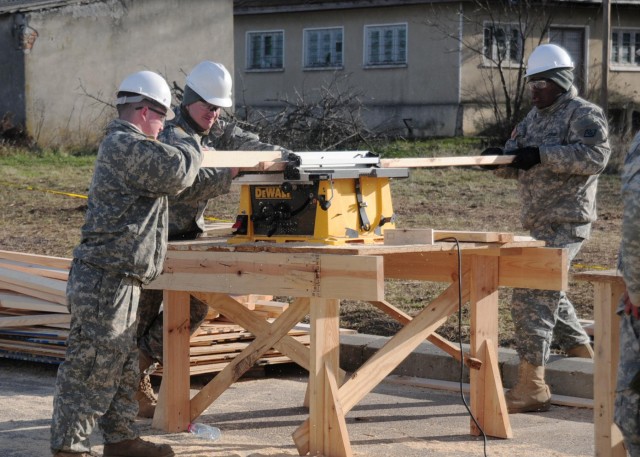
left=146, top=236, right=567, bottom=457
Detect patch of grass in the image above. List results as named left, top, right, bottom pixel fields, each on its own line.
left=377, top=137, right=487, bottom=158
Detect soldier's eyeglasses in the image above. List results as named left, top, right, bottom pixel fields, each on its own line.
left=527, top=80, right=549, bottom=90
left=136, top=106, right=167, bottom=120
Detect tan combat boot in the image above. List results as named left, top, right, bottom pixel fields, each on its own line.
left=566, top=343, right=594, bottom=358
left=103, top=437, right=174, bottom=457
left=505, top=360, right=551, bottom=413
left=136, top=350, right=157, bottom=419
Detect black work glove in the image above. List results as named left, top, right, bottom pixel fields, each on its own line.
left=479, top=147, right=504, bottom=170
left=509, top=146, right=541, bottom=171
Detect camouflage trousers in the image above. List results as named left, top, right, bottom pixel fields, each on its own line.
left=511, top=224, right=591, bottom=366
left=51, top=261, right=141, bottom=454
left=136, top=288, right=209, bottom=363
left=614, top=309, right=640, bottom=457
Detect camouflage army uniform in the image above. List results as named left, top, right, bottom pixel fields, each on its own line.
left=50, top=119, right=201, bottom=454
left=137, top=114, right=285, bottom=362
left=497, top=86, right=610, bottom=366
left=614, top=132, right=640, bottom=456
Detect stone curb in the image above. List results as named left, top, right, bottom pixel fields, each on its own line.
left=339, top=333, right=594, bottom=399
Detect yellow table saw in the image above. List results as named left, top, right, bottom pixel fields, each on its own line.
left=229, top=151, right=409, bottom=245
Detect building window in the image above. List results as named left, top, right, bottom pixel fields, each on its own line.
left=364, top=23, right=407, bottom=67
left=611, top=29, right=640, bottom=67
left=247, top=30, right=284, bottom=70
left=483, top=23, right=523, bottom=66
left=303, top=27, right=343, bottom=69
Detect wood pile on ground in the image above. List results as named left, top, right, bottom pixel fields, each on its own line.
left=0, top=250, right=325, bottom=375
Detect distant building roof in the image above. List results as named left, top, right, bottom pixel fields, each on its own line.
left=234, top=0, right=640, bottom=14
left=0, top=0, right=99, bottom=14
left=234, top=0, right=451, bottom=15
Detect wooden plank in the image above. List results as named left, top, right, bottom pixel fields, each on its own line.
left=201, top=150, right=283, bottom=169
left=201, top=152, right=514, bottom=170
left=0, top=259, right=69, bottom=281
left=384, top=228, right=434, bottom=245
left=385, top=229, right=516, bottom=245
left=307, top=298, right=348, bottom=457
left=0, top=250, right=71, bottom=270
left=434, top=230, right=515, bottom=243
left=0, top=280, right=67, bottom=306
left=498, top=247, right=567, bottom=290
left=380, top=155, right=515, bottom=168
left=369, top=300, right=481, bottom=369
left=153, top=290, right=191, bottom=433
left=294, top=277, right=469, bottom=447
left=254, top=300, right=289, bottom=317
left=341, top=279, right=467, bottom=411
left=383, top=251, right=459, bottom=282
left=0, top=266, right=67, bottom=298
left=148, top=251, right=384, bottom=301
left=573, top=269, right=622, bottom=284
left=0, top=313, right=71, bottom=328
left=0, top=291, right=68, bottom=313
left=189, top=298, right=311, bottom=421
left=591, top=277, right=627, bottom=457
left=468, top=255, right=508, bottom=438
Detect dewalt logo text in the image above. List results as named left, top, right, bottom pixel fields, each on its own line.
left=254, top=187, right=292, bottom=199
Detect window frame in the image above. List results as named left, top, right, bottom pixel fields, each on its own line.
left=363, top=22, right=408, bottom=68
left=246, top=29, right=285, bottom=72
left=611, top=28, right=640, bottom=71
left=302, top=26, right=344, bottom=70
left=482, top=22, right=524, bottom=68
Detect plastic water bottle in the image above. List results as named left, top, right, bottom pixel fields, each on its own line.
left=187, top=422, right=222, bottom=441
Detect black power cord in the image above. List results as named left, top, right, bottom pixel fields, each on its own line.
left=441, top=237, right=489, bottom=457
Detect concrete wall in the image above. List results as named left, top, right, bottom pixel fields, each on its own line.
left=10, top=0, right=233, bottom=148
left=234, top=3, right=462, bottom=138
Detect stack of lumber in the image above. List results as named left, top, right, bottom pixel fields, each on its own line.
left=0, top=250, right=71, bottom=364
left=0, top=250, right=320, bottom=375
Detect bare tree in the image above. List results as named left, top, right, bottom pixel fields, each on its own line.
left=426, top=0, right=552, bottom=140
left=233, top=73, right=397, bottom=151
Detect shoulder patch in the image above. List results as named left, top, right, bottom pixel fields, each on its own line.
left=584, top=129, right=597, bottom=138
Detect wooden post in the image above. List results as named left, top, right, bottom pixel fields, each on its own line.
left=593, top=278, right=625, bottom=457
left=152, top=290, right=191, bottom=432
left=469, top=255, right=512, bottom=439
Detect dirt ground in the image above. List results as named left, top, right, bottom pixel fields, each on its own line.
left=1, top=359, right=595, bottom=457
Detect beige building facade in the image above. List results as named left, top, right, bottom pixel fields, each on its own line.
left=0, top=0, right=234, bottom=148
left=234, top=0, right=640, bottom=138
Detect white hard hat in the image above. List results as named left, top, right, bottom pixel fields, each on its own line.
left=525, top=44, right=574, bottom=78
left=185, top=61, right=233, bottom=108
left=116, top=70, right=175, bottom=120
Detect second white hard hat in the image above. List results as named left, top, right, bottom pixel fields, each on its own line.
left=116, top=70, right=175, bottom=120
left=185, top=61, right=233, bottom=108
left=525, top=44, right=574, bottom=78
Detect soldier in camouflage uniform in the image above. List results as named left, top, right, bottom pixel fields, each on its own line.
left=135, top=61, right=288, bottom=418
left=483, top=44, right=610, bottom=414
left=50, top=71, right=202, bottom=457
left=615, top=131, right=640, bottom=456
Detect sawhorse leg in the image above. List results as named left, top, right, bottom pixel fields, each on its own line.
left=469, top=255, right=512, bottom=439
left=152, top=290, right=191, bottom=432
left=593, top=281, right=626, bottom=457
